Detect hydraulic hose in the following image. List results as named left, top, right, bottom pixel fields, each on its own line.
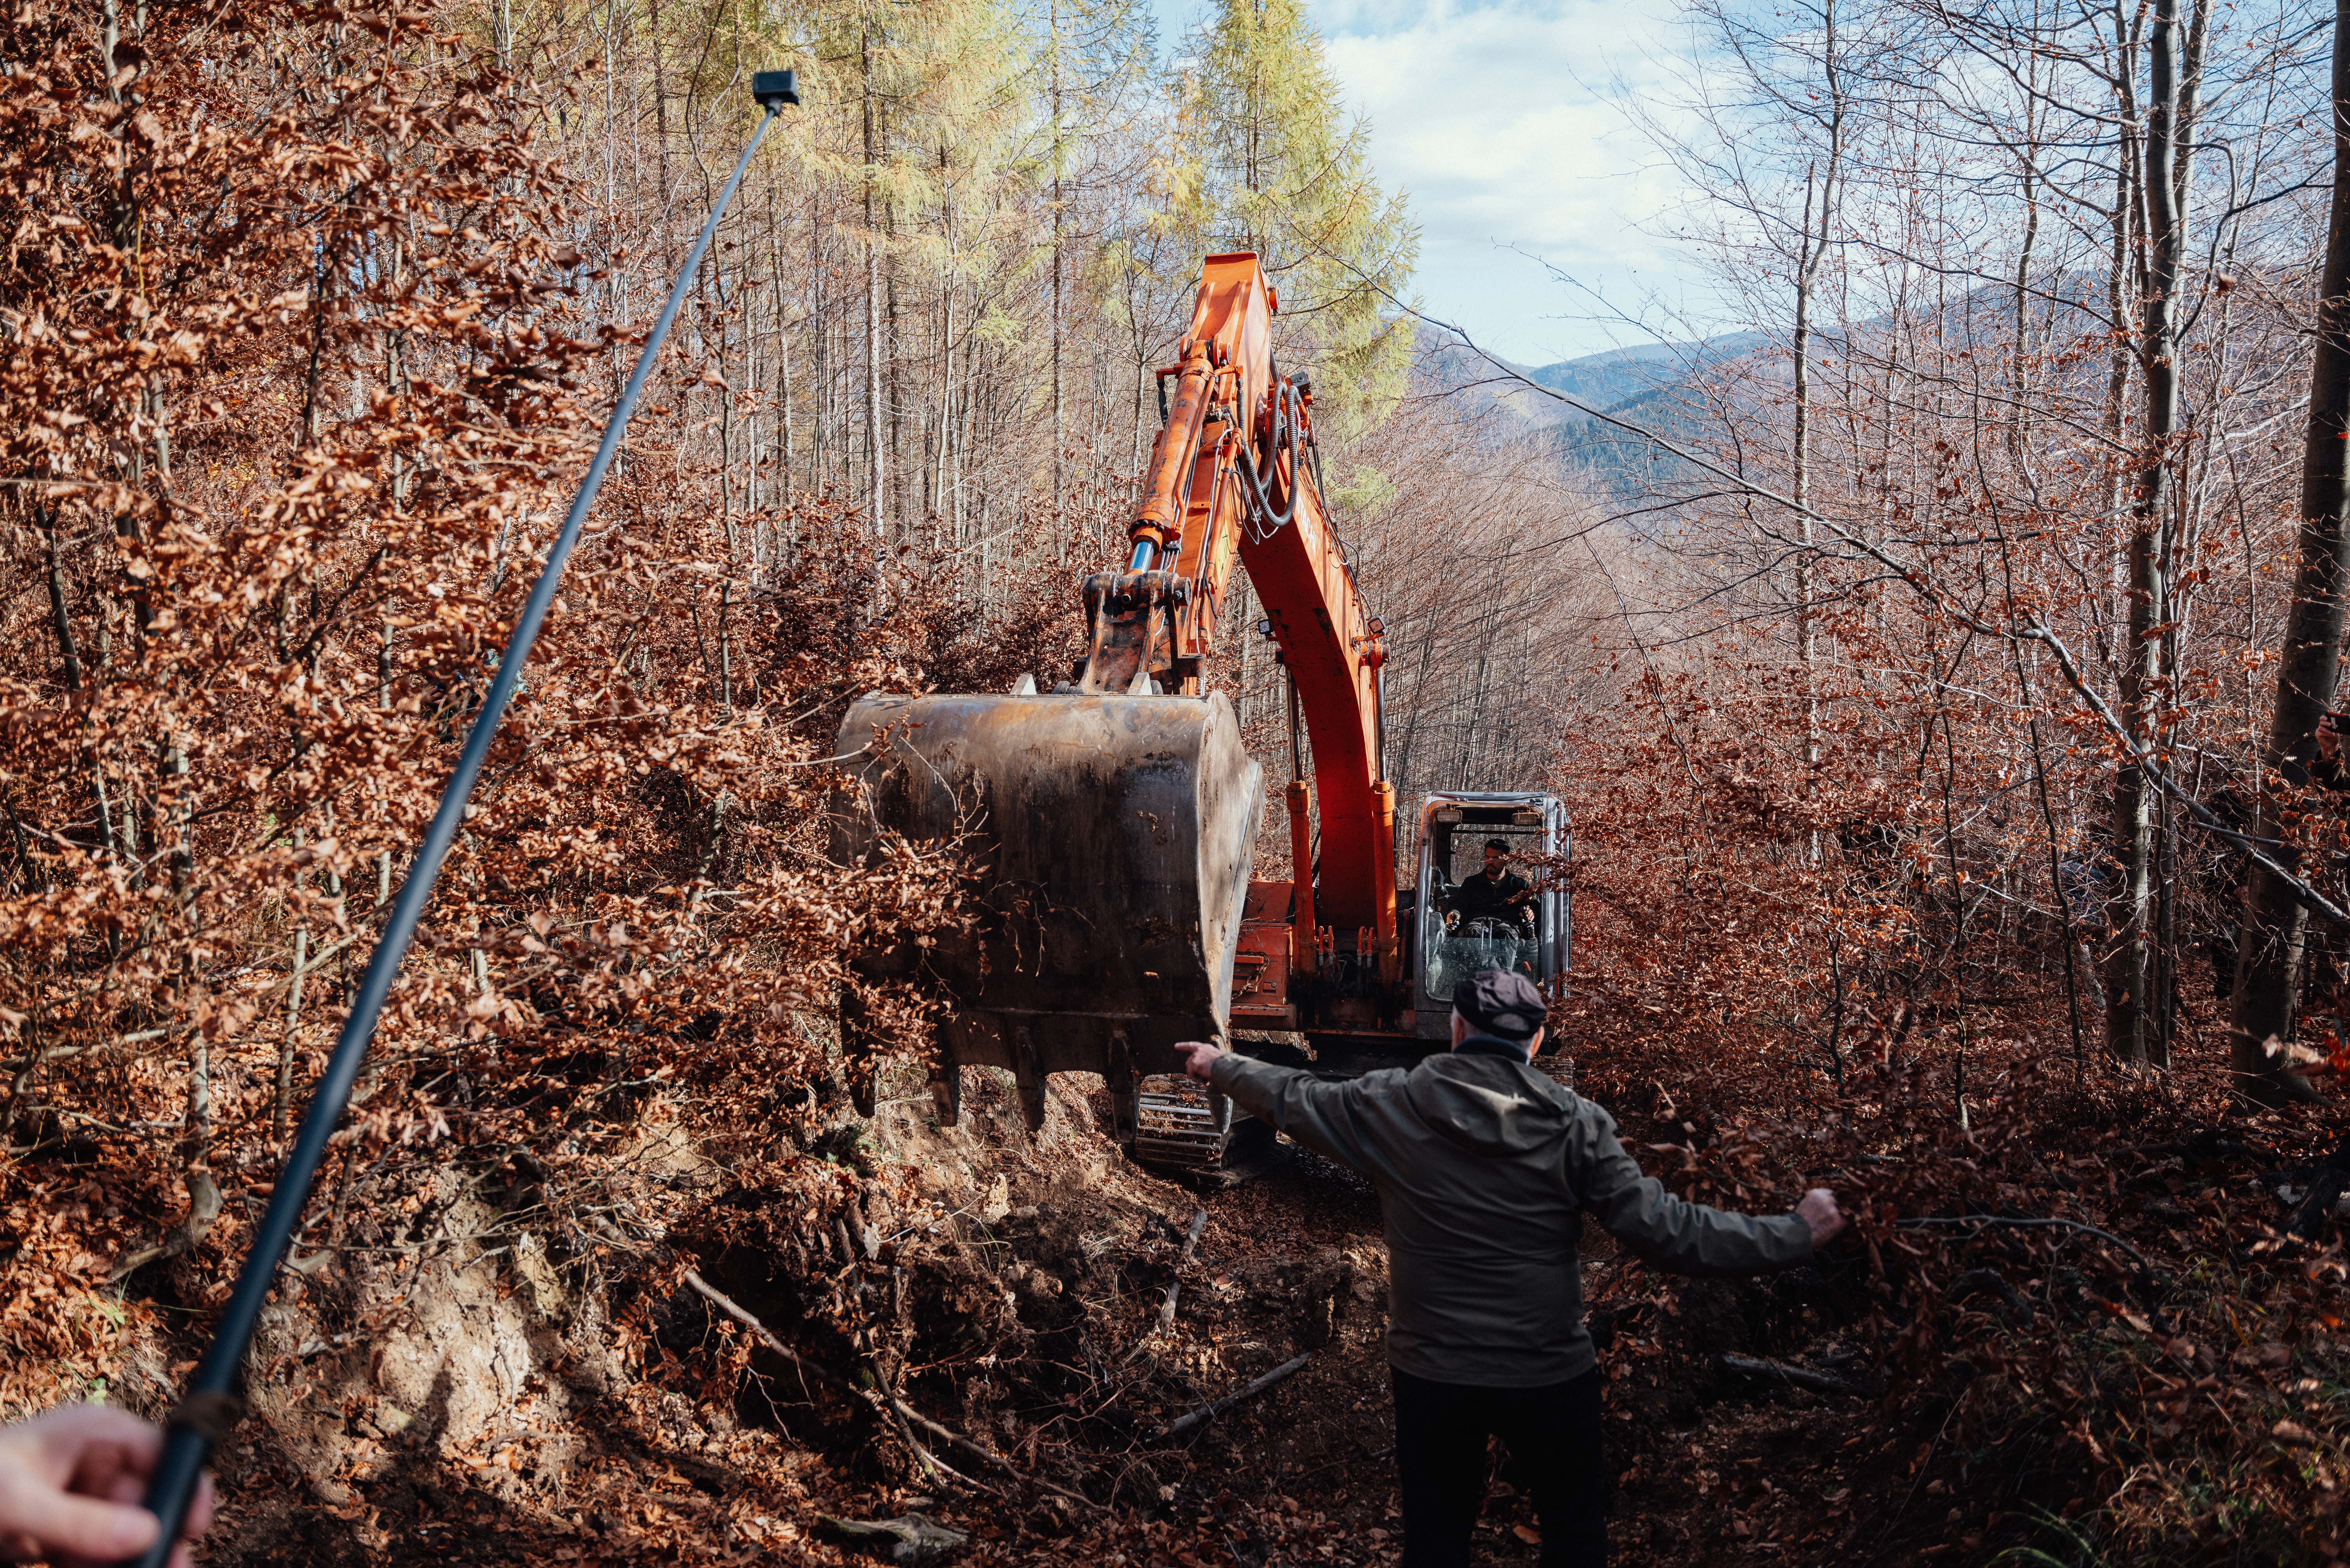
left=1238, top=379, right=1304, bottom=534
left=118, top=89, right=792, bottom=1568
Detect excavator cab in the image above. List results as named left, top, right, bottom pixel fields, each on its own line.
left=1411, top=792, right=1571, bottom=1039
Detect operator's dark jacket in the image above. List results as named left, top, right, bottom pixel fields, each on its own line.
left=1207, top=1039, right=1814, bottom=1386
left=1449, top=868, right=1532, bottom=925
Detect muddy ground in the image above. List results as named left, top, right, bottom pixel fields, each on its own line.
left=149, top=1057, right=2037, bottom=1567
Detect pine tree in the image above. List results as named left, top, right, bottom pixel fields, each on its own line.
left=789, top=0, right=1029, bottom=536
left=1179, top=0, right=1418, bottom=434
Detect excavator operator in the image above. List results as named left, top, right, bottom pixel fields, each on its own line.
left=1446, top=839, right=1534, bottom=933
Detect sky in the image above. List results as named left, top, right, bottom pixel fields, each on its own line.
left=1146, top=0, right=1716, bottom=368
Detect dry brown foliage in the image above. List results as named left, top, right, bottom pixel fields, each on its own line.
left=0, top=0, right=1126, bottom=1419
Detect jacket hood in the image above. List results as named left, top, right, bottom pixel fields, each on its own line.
left=1405, top=1048, right=1574, bottom=1158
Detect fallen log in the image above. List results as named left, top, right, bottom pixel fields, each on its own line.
left=1152, top=1352, right=1312, bottom=1442
left=820, top=1512, right=968, bottom=1567
left=682, top=1270, right=1102, bottom=1512
left=1715, top=1353, right=1862, bottom=1398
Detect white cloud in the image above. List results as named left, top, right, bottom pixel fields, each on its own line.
left=1319, top=0, right=1714, bottom=363
left=1149, top=0, right=1728, bottom=365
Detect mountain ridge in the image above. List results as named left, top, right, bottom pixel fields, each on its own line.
left=1412, top=326, right=1770, bottom=435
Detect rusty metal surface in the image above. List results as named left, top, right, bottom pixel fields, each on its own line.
left=1075, top=569, right=1190, bottom=695
left=829, top=690, right=1264, bottom=1082
left=1230, top=879, right=1298, bottom=1028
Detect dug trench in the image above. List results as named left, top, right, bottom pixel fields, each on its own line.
left=118, top=1053, right=2085, bottom=1567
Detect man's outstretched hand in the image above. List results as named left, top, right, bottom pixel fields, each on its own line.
left=0, top=1404, right=213, bottom=1568
left=1797, top=1189, right=1847, bottom=1250
left=1174, top=1040, right=1226, bottom=1082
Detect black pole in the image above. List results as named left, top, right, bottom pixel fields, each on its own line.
left=123, top=74, right=797, bottom=1566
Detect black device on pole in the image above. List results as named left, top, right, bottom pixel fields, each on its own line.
left=119, top=79, right=795, bottom=1568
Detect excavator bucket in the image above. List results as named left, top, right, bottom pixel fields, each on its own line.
left=829, top=689, right=1264, bottom=1156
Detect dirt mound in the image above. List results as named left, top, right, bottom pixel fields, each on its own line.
left=163, top=1061, right=1418, bottom=1564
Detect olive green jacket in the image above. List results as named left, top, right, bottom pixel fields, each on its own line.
left=1206, top=1040, right=1814, bottom=1386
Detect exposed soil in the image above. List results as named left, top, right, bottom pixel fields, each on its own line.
left=136, top=1050, right=2067, bottom=1568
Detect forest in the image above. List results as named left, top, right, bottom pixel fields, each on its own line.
left=7, top=0, right=2350, bottom=1561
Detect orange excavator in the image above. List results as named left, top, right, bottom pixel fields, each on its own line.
left=830, top=253, right=1569, bottom=1173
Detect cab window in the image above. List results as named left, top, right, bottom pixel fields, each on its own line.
left=1420, top=823, right=1547, bottom=1002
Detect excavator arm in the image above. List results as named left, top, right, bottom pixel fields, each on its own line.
left=1072, top=253, right=1399, bottom=985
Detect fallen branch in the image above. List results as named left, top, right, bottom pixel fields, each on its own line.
left=819, top=1513, right=968, bottom=1566
left=110, top=1169, right=224, bottom=1283
left=1152, top=1352, right=1311, bottom=1442
left=1896, top=1214, right=2156, bottom=1276
left=904, top=1440, right=1000, bottom=1500
left=884, top=1400, right=949, bottom=1491
left=1716, top=1353, right=1862, bottom=1398
left=682, top=1269, right=1103, bottom=1512
left=1125, top=1208, right=1208, bottom=1365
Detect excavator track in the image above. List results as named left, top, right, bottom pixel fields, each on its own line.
left=1133, top=1074, right=1231, bottom=1169
left=1132, top=1075, right=1281, bottom=1185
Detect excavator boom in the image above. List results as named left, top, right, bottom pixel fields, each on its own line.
left=1059, top=254, right=1398, bottom=969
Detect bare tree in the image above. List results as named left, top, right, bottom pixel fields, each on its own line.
left=2227, top=0, right=2350, bottom=1104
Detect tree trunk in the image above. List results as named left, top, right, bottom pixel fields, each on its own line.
left=2226, top=0, right=2350, bottom=1104
left=861, top=20, right=886, bottom=533
left=2106, top=0, right=2197, bottom=1068
left=40, top=508, right=83, bottom=691
left=886, top=199, right=906, bottom=534
left=776, top=244, right=794, bottom=522
left=810, top=192, right=826, bottom=495
left=1050, top=0, right=1066, bottom=531
left=939, top=203, right=956, bottom=554
left=2100, top=9, right=2146, bottom=679
left=1793, top=161, right=1827, bottom=846
left=1789, top=0, right=1846, bottom=865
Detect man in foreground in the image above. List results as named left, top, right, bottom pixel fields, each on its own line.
left=1175, top=970, right=1846, bottom=1568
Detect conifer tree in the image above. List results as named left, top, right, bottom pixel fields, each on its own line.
left=1178, top=0, right=1418, bottom=434
left=1032, top=0, right=1157, bottom=515
left=791, top=0, right=1027, bottom=537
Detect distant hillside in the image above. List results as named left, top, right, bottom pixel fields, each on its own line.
left=1519, top=333, right=1768, bottom=420
left=1410, top=326, right=1776, bottom=503
left=1414, top=327, right=1768, bottom=426
left=1553, top=381, right=1729, bottom=504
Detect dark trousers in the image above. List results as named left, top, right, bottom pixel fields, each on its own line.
left=1390, top=1365, right=1605, bottom=1568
